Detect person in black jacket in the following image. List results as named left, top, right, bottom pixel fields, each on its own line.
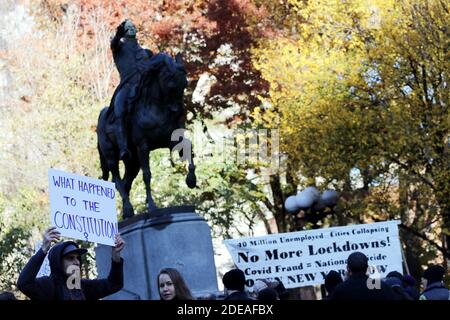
left=330, top=252, right=396, bottom=300
left=383, top=275, right=413, bottom=300
left=222, top=269, right=253, bottom=300
left=17, top=226, right=125, bottom=300
left=402, top=274, right=420, bottom=300
left=419, top=265, right=450, bottom=300
left=323, top=270, right=343, bottom=300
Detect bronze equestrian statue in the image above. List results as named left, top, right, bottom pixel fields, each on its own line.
left=97, top=19, right=196, bottom=218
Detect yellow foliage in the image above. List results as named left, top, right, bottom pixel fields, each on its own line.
left=252, top=0, right=449, bottom=223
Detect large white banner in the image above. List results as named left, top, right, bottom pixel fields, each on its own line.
left=48, top=168, right=118, bottom=246
left=224, top=220, right=403, bottom=288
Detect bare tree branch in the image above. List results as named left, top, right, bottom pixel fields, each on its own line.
left=399, top=223, right=450, bottom=259
left=387, top=156, right=435, bottom=190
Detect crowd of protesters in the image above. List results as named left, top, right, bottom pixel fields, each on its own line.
left=320, top=252, right=449, bottom=300
left=2, top=226, right=449, bottom=300
left=220, top=252, right=449, bottom=301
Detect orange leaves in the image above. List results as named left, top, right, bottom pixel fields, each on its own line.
left=35, top=0, right=275, bottom=120
left=151, top=20, right=179, bottom=40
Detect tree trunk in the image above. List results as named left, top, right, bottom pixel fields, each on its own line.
left=270, top=174, right=295, bottom=233
left=400, top=228, right=423, bottom=281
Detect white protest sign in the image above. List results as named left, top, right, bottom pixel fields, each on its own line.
left=224, top=220, right=403, bottom=288
left=48, top=168, right=118, bottom=246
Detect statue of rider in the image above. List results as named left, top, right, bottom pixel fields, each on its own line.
left=110, top=19, right=153, bottom=161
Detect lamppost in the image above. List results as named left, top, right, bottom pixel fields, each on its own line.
left=284, top=186, right=339, bottom=229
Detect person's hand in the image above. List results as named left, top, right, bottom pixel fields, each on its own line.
left=112, top=233, right=125, bottom=262
left=41, top=226, right=61, bottom=254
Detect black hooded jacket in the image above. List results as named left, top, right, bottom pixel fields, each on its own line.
left=17, top=241, right=123, bottom=300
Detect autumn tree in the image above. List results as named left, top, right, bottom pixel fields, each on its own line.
left=40, top=0, right=272, bottom=118
left=252, top=0, right=449, bottom=279
left=0, top=0, right=274, bottom=294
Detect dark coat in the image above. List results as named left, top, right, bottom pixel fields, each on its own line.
left=420, top=282, right=450, bottom=300
left=383, top=277, right=413, bottom=300
left=224, top=291, right=253, bottom=301
left=17, top=241, right=123, bottom=300
left=404, top=285, right=420, bottom=300
left=330, top=273, right=396, bottom=300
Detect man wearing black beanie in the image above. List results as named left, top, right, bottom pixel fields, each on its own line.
left=323, top=270, right=343, bottom=299
left=222, top=269, right=252, bottom=300
left=420, top=265, right=449, bottom=300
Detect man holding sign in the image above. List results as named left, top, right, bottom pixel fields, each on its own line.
left=17, top=226, right=125, bottom=300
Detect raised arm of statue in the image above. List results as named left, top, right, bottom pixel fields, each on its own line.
left=111, top=23, right=126, bottom=53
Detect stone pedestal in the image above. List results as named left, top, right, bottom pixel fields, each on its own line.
left=95, top=206, right=219, bottom=300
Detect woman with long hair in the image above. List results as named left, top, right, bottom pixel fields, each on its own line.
left=158, top=268, right=194, bottom=300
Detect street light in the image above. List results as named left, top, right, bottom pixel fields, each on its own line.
left=285, top=186, right=339, bottom=228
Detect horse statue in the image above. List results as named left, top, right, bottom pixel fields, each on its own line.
left=96, top=52, right=196, bottom=219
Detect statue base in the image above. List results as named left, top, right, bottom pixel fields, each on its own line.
left=95, top=206, right=219, bottom=300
